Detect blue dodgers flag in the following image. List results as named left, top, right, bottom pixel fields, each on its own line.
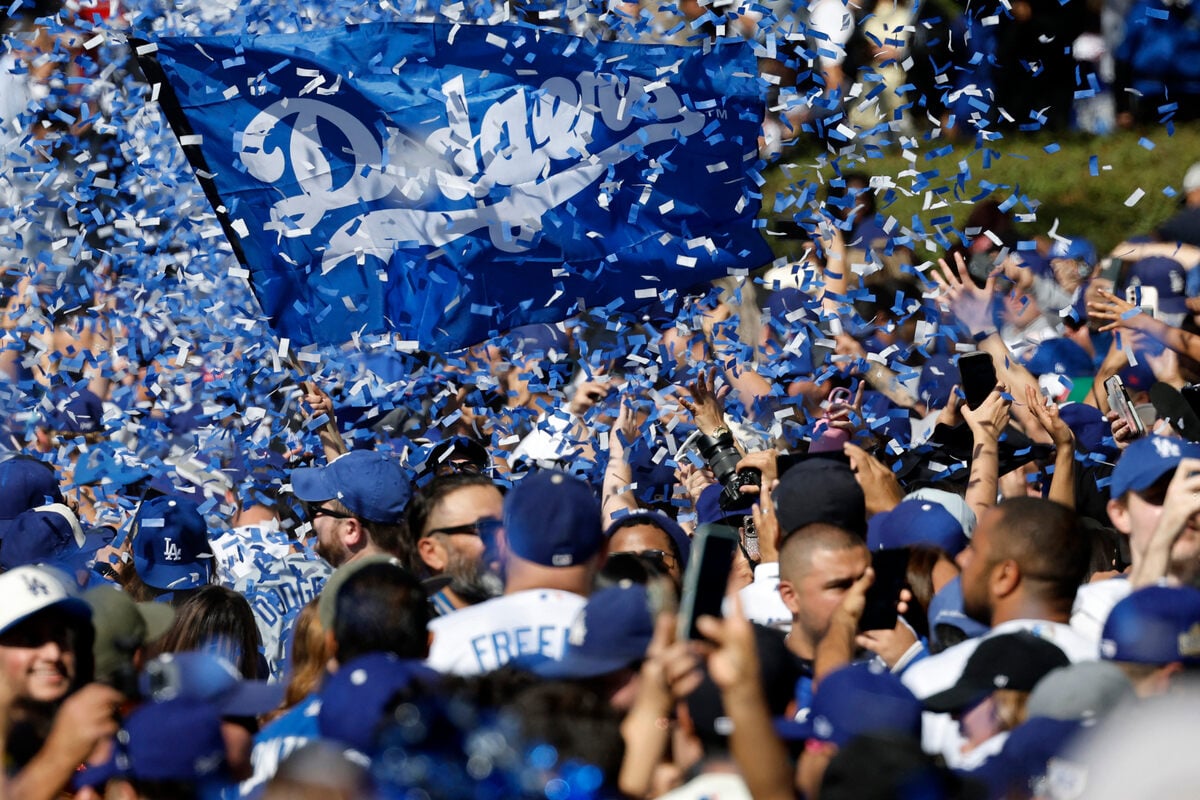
left=138, top=23, right=770, bottom=351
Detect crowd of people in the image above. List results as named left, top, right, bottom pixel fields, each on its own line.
left=4, top=0, right=1200, bottom=799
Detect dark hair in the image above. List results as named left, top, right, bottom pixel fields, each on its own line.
left=992, top=497, right=1090, bottom=607
left=904, top=545, right=951, bottom=640
left=333, top=563, right=430, bottom=664
left=605, top=515, right=684, bottom=566
left=150, top=585, right=263, bottom=680
left=402, top=472, right=501, bottom=574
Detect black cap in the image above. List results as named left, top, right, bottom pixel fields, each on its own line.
left=773, top=458, right=866, bottom=538
left=924, top=631, right=1070, bottom=714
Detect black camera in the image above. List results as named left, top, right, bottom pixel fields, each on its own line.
left=696, top=430, right=760, bottom=512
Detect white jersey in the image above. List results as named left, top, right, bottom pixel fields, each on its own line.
left=902, top=618, right=1097, bottom=767
left=425, top=589, right=587, bottom=676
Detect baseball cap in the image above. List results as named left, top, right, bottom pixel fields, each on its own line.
left=927, top=575, right=989, bottom=649
left=318, top=652, right=439, bottom=754
left=923, top=631, right=1070, bottom=714
left=866, top=498, right=968, bottom=556
left=964, top=716, right=1086, bottom=799
left=1025, top=661, right=1134, bottom=721
left=84, top=584, right=176, bottom=686
left=1100, top=585, right=1200, bottom=666
left=317, top=554, right=409, bottom=631
left=1021, top=338, right=1095, bottom=378
left=904, top=488, right=977, bottom=538
left=131, top=496, right=212, bottom=591
left=1050, top=237, right=1098, bottom=267
left=776, top=662, right=922, bottom=747
left=139, top=651, right=284, bottom=717
left=1125, top=256, right=1189, bottom=317
left=291, top=450, right=412, bottom=524
left=503, top=470, right=603, bottom=567
left=73, top=699, right=228, bottom=789
left=1109, top=435, right=1200, bottom=499
left=40, top=385, right=105, bottom=435
left=423, top=436, right=490, bottom=476
left=774, top=457, right=866, bottom=538
left=0, top=503, right=88, bottom=571
left=0, top=564, right=91, bottom=636
left=695, top=483, right=746, bottom=527
left=533, top=582, right=655, bottom=679
left=0, top=455, right=63, bottom=541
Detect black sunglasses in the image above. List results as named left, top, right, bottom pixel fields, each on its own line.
left=610, top=549, right=675, bottom=565
left=307, top=504, right=356, bottom=521
left=425, top=517, right=502, bottom=538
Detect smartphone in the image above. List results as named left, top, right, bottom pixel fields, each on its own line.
left=1097, top=257, right=1124, bottom=285
left=958, top=351, right=997, bottom=411
left=1105, top=374, right=1146, bottom=437
left=1125, top=285, right=1159, bottom=320
left=1182, top=385, right=1200, bottom=420
left=859, top=548, right=910, bottom=632
left=677, top=524, right=739, bottom=641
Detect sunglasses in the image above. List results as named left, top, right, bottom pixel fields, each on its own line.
left=610, top=549, right=676, bottom=566
left=307, top=504, right=356, bottom=522
left=425, top=517, right=502, bottom=538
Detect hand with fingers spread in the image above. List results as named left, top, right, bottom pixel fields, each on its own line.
left=1086, top=287, right=1150, bottom=333
left=931, top=251, right=998, bottom=337
left=678, top=369, right=731, bottom=437
left=1131, top=457, right=1200, bottom=587
left=1023, top=384, right=1073, bottom=449
left=844, top=442, right=903, bottom=517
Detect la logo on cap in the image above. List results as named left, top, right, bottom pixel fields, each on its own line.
left=163, top=538, right=183, bottom=562
left=1154, top=438, right=1181, bottom=459
left=23, top=575, right=50, bottom=596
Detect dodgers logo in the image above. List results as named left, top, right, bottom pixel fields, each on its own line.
left=23, top=575, right=50, bottom=596
left=237, top=70, right=706, bottom=274
left=163, top=537, right=184, bottom=562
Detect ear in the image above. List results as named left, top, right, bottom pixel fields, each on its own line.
left=778, top=579, right=802, bottom=615
left=1106, top=497, right=1132, bottom=535
left=991, top=558, right=1021, bottom=599
left=341, top=517, right=366, bottom=550
left=417, top=536, right=448, bottom=572
left=496, top=527, right=510, bottom=562
left=324, top=629, right=339, bottom=672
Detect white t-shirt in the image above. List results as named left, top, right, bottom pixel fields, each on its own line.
left=735, top=562, right=791, bottom=632
left=902, top=618, right=1096, bottom=767
left=1070, top=577, right=1132, bottom=648
left=425, top=588, right=587, bottom=675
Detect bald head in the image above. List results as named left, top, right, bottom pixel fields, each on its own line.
left=780, top=523, right=866, bottom=583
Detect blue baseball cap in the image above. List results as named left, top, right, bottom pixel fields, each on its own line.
left=605, top=510, right=691, bottom=571
left=965, top=716, right=1085, bottom=799
left=1101, top=585, right=1200, bottom=666
left=0, top=456, right=63, bottom=541
left=1125, top=256, right=1189, bottom=316
left=776, top=662, right=922, bottom=747
left=139, top=651, right=284, bottom=717
left=695, top=483, right=746, bottom=527
left=40, top=385, right=105, bottom=435
left=1050, top=237, right=1098, bottom=267
left=1057, top=403, right=1114, bottom=457
left=1110, top=435, right=1200, bottom=499
left=533, top=582, right=655, bottom=680
left=131, top=496, right=212, bottom=591
left=291, top=450, right=412, bottom=524
left=503, top=470, right=603, bottom=567
left=0, top=503, right=89, bottom=572
left=1021, top=338, right=1094, bottom=377
left=318, top=652, right=439, bottom=754
left=866, top=499, right=968, bottom=556
left=927, top=575, right=988, bottom=648
left=73, top=699, right=228, bottom=789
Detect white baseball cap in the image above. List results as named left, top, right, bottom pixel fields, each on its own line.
left=0, top=565, right=91, bottom=636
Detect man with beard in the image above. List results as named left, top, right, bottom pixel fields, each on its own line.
left=405, top=472, right=505, bottom=614
left=901, top=497, right=1094, bottom=767
left=290, top=450, right=412, bottom=568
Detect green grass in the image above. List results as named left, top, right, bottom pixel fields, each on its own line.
left=760, top=121, right=1200, bottom=259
